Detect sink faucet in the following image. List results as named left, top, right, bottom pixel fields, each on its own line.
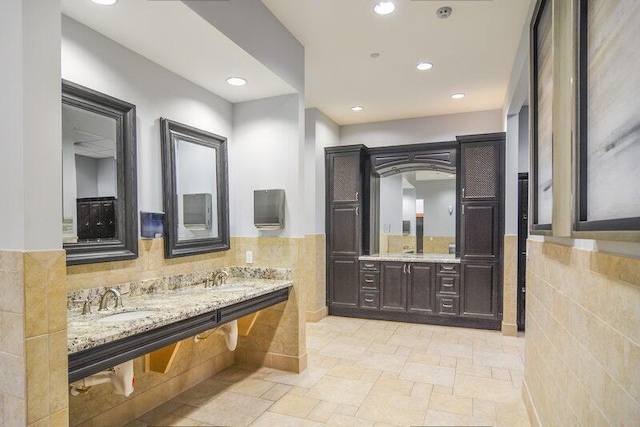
left=213, top=270, right=228, bottom=286
left=99, top=288, right=122, bottom=311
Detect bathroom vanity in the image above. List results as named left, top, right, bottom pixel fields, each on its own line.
left=326, top=133, right=504, bottom=330
left=67, top=268, right=292, bottom=382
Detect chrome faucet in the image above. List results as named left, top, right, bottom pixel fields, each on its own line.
left=99, top=288, right=122, bottom=311
left=213, top=270, right=229, bottom=286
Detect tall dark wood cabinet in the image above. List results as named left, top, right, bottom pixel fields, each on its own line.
left=458, top=133, right=505, bottom=324
left=326, top=146, right=369, bottom=311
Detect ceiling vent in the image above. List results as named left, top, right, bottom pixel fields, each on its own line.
left=436, top=6, right=452, bottom=19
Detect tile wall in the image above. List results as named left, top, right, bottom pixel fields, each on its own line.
left=502, top=235, right=518, bottom=336
left=524, top=240, right=640, bottom=425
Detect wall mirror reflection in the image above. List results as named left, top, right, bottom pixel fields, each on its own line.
left=62, top=80, right=138, bottom=265
left=379, top=169, right=457, bottom=255
left=161, top=118, right=229, bottom=258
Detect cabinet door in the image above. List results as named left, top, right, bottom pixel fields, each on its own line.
left=102, top=201, right=116, bottom=239
left=329, top=258, right=359, bottom=309
left=461, top=141, right=499, bottom=202
left=461, top=262, right=497, bottom=319
left=77, top=202, right=91, bottom=240
left=380, top=262, right=407, bottom=312
left=461, top=203, right=499, bottom=260
left=329, top=206, right=360, bottom=256
left=89, top=202, right=102, bottom=239
left=408, top=263, right=435, bottom=314
left=329, top=152, right=362, bottom=204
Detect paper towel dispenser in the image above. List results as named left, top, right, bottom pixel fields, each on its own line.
left=254, top=189, right=285, bottom=230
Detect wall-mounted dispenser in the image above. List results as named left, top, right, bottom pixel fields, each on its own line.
left=254, top=189, right=285, bottom=230
left=183, top=193, right=212, bottom=229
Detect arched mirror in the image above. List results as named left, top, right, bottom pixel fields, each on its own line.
left=62, top=80, right=138, bottom=265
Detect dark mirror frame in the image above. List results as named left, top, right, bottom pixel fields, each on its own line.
left=160, top=118, right=230, bottom=258
left=62, top=80, right=138, bottom=266
left=530, top=0, right=553, bottom=234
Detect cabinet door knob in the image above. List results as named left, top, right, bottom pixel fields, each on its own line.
left=355, top=207, right=359, bottom=216
left=355, top=191, right=359, bottom=201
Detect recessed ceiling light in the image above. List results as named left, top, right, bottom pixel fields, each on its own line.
left=91, top=0, right=118, bottom=5
left=226, top=77, right=247, bottom=86
left=370, top=52, right=381, bottom=59
left=451, top=93, right=465, bottom=99
left=351, top=106, right=364, bottom=112
left=373, top=1, right=395, bottom=15
left=416, top=62, right=433, bottom=71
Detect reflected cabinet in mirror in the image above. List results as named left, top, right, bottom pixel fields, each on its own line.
left=62, top=80, right=138, bottom=265
left=379, top=170, right=457, bottom=255
left=161, top=118, right=230, bottom=258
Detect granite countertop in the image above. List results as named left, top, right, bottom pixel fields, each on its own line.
left=67, top=276, right=292, bottom=354
left=359, top=253, right=461, bottom=263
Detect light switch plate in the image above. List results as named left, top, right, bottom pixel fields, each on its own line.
left=246, top=251, right=253, bottom=264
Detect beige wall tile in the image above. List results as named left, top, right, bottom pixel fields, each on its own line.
left=526, top=240, right=640, bottom=426
left=0, top=352, right=26, bottom=399
left=0, top=270, right=24, bottom=314
left=4, top=394, right=26, bottom=427
left=26, top=335, right=50, bottom=424
left=1, top=312, right=25, bottom=357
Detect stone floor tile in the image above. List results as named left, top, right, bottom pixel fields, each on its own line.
left=456, top=364, right=492, bottom=379
left=319, top=342, right=369, bottom=361
left=355, top=352, right=407, bottom=373
left=269, top=394, right=319, bottom=418
left=473, top=398, right=497, bottom=420
left=408, top=352, right=441, bottom=366
left=334, top=404, right=359, bottom=417
left=473, top=350, right=524, bottom=370
left=356, top=392, right=428, bottom=425
left=398, top=362, right=455, bottom=387
left=410, top=382, right=433, bottom=399
left=250, top=411, right=322, bottom=427
left=369, top=377, right=414, bottom=396
left=264, top=367, right=327, bottom=388
left=173, top=392, right=272, bottom=426
left=325, top=414, right=374, bottom=426
left=453, top=375, right=521, bottom=404
left=305, top=401, right=338, bottom=423
left=326, top=364, right=368, bottom=380
left=428, top=392, right=473, bottom=416
left=424, top=409, right=495, bottom=426
left=261, top=383, right=292, bottom=401
left=305, top=376, right=373, bottom=406
left=491, top=367, right=512, bottom=382
left=227, top=378, right=275, bottom=397
left=137, top=401, right=184, bottom=423
left=395, top=346, right=412, bottom=356
left=440, top=356, right=458, bottom=367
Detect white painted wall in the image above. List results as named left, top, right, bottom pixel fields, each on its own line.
left=505, top=114, right=520, bottom=234
left=379, top=174, right=404, bottom=234
left=232, top=94, right=303, bottom=237
left=340, top=110, right=502, bottom=147
left=306, top=108, right=340, bottom=234
left=62, top=16, right=233, bottom=228
left=403, top=188, right=417, bottom=236
left=184, top=0, right=305, bottom=94
left=0, top=0, right=61, bottom=250
left=97, top=158, right=117, bottom=197
left=414, top=180, right=457, bottom=236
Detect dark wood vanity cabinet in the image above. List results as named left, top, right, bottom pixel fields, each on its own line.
left=326, top=146, right=369, bottom=311
left=458, top=133, right=505, bottom=324
left=379, top=262, right=437, bottom=314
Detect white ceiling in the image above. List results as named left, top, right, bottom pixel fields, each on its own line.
left=61, top=0, right=296, bottom=104
left=63, top=103, right=117, bottom=159
left=263, top=0, right=532, bottom=125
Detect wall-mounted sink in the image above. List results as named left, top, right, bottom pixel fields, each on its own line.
left=97, top=311, right=156, bottom=323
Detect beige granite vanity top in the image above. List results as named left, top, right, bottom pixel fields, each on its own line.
left=67, top=271, right=292, bottom=354
left=359, top=253, right=461, bottom=263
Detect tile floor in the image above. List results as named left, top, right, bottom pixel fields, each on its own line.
left=129, top=316, right=530, bottom=426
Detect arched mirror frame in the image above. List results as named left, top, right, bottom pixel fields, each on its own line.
left=367, top=141, right=461, bottom=258
left=62, top=80, right=138, bottom=265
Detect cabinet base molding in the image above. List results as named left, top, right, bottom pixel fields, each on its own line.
left=329, top=307, right=501, bottom=330
left=234, top=348, right=308, bottom=373
left=501, top=321, right=518, bottom=336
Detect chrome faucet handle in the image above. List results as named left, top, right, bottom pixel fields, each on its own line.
left=72, top=298, right=92, bottom=315
left=217, top=270, right=229, bottom=285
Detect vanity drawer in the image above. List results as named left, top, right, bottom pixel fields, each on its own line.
left=437, top=274, right=459, bottom=295
left=360, top=272, right=380, bottom=291
left=360, top=291, right=379, bottom=310
left=360, top=261, right=380, bottom=271
left=437, top=263, right=460, bottom=275
left=360, top=261, right=379, bottom=272
left=437, top=296, right=460, bottom=316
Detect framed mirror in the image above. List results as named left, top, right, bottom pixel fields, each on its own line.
left=160, top=118, right=230, bottom=258
left=62, top=80, right=138, bottom=265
